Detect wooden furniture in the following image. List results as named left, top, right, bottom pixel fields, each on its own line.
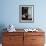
left=24, top=32, right=45, bottom=46
left=2, top=32, right=24, bottom=46
left=2, top=32, right=45, bottom=46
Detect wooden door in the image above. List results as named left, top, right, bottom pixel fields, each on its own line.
left=24, top=32, right=45, bottom=46
left=24, top=33, right=32, bottom=46
left=32, top=35, right=45, bottom=46
left=2, top=32, right=23, bottom=46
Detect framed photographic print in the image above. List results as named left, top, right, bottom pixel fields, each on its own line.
left=19, top=5, right=34, bottom=23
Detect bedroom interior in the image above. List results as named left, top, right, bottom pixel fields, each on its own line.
left=0, top=0, right=46, bottom=46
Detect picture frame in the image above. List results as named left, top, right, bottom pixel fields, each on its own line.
left=19, top=5, right=34, bottom=23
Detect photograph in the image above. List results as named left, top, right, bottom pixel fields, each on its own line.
left=19, top=5, right=34, bottom=23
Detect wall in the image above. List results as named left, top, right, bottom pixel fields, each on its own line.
left=0, top=0, right=46, bottom=44
left=0, top=0, right=46, bottom=29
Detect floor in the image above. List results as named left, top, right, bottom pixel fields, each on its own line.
left=0, top=44, right=2, bottom=46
